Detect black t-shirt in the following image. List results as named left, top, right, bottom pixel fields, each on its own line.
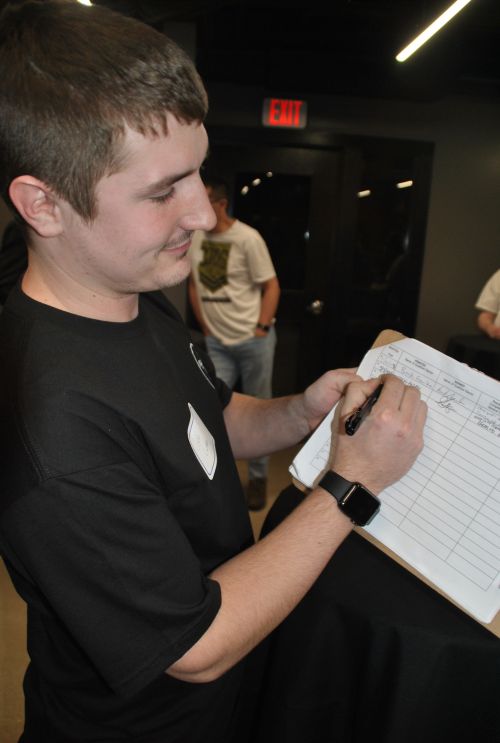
left=0, top=221, right=28, bottom=305
left=0, top=285, right=254, bottom=742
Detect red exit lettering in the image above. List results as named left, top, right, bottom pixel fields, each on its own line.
left=263, top=98, right=307, bottom=129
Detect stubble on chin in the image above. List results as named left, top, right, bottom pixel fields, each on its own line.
left=158, top=252, right=191, bottom=289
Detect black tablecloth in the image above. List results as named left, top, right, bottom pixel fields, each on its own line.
left=246, top=485, right=499, bottom=743
left=446, top=333, right=500, bottom=380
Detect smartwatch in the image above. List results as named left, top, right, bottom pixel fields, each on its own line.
left=318, top=470, right=380, bottom=526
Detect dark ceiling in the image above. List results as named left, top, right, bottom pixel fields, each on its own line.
left=97, top=0, right=500, bottom=102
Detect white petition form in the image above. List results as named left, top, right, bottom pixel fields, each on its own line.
left=290, top=338, right=500, bottom=623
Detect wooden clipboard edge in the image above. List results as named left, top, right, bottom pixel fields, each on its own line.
left=370, top=328, right=406, bottom=348
left=294, top=328, right=500, bottom=638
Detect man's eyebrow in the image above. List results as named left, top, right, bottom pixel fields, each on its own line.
left=135, top=147, right=210, bottom=199
left=135, top=169, right=195, bottom=199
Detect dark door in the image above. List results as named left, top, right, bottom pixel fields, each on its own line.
left=201, top=144, right=343, bottom=394
left=324, top=143, right=432, bottom=370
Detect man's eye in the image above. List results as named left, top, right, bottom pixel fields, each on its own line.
left=150, top=190, right=174, bottom=204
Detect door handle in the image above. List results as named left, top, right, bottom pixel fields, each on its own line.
left=306, top=299, right=324, bottom=316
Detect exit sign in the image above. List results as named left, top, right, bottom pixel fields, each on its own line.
left=262, top=98, right=307, bottom=129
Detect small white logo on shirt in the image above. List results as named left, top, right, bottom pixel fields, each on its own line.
left=189, top=342, right=215, bottom=389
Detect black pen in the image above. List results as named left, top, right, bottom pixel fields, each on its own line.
left=344, top=383, right=384, bottom=436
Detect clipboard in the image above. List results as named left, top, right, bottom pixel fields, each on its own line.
left=293, top=328, right=500, bottom=637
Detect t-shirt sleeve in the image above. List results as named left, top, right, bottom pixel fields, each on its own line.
left=245, top=231, right=276, bottom=285
left=475, top=270, right=500, bottom=315
left=4, top=463, right=222, bottom=698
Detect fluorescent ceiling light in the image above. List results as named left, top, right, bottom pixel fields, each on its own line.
left=77, top=0, right=93, bottom=5
left=357, top=190, right=371, bottom=198
left=396, top=180, right=413, bottom=189
left=396, top=0, right=473, bottom=62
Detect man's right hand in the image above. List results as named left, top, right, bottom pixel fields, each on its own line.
left=477, top=310, right=500, bottom=339
left=329, top=374, right=427, bottom=495
left=487, top=325, right=500, bottom=340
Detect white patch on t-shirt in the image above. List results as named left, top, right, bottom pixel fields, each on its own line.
left=187, top=403, right=217, bottom=480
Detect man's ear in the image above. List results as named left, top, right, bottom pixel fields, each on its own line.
left=9, top=176, right=63, bottom=237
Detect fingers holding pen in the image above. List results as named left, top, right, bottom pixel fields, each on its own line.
left=398, top=382, right=428, bottom=428
left=338, top=374, right=406, bottom=434
left=331, top=374, right=428, bottom=493
left=376, top=376, right=427, bottom=449
left=338, top=376, right=382, bottom=422
left=375, top=374, right=412, bottom=413
left=337, top=374, right=427, bottom=438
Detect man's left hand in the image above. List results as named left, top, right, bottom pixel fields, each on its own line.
left=301, top=369, right=360, bottom=431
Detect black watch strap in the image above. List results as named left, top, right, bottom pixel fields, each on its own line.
left=319, top=470, right=353, bottom=501
left=256, top=322, right=270, bottom=332
left=318, top=470, right=380, bottom=526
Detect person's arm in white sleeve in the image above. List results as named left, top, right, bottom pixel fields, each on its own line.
left=476, top=271, right=500, bottom=338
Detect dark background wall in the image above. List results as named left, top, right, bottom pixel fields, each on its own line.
left=202, top=83, right=500, bottom=353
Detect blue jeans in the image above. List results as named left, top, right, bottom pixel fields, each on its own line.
left=205, top=327, right=276, bottom=480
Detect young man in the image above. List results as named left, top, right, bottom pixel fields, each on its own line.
left=0, top=2, right=427, bottom=742
left=188, top=178, right=280, bottom=510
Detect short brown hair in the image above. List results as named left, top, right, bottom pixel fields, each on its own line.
left=204, top=177, right=230, bottom=202
left=0, top=0, right=208, bottom=221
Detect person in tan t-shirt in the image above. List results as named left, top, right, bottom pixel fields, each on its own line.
left=189, top=177, right=280, bottom=509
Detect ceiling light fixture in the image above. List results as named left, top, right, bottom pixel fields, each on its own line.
left=396, top=0, right=473, bottom=62
left=396, top=180, right=414, bottom=189
left=77, top=0, right=93, bottom=5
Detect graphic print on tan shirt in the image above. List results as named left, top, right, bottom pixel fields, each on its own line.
left=198, top=240, right=232, bottom=293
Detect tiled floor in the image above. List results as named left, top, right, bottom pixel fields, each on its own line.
left=0, top=445, right=300, bottom=742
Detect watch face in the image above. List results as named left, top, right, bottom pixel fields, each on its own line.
left=341, top=485, right=380, bottom=526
